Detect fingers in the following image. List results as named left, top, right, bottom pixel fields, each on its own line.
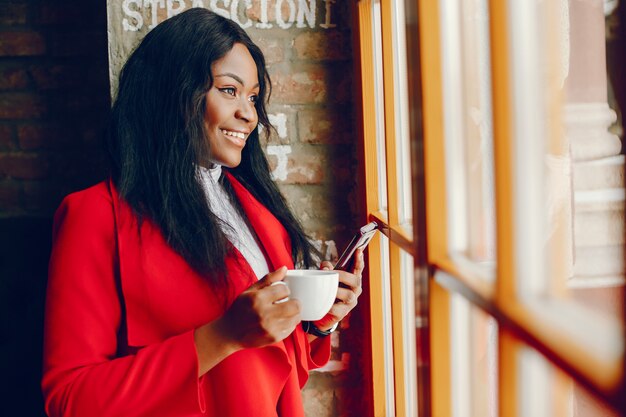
left=259, top=266, right=288, bottom=287
left=246, top=266, right=286, bottom=293
left=221, top=283, right=301, bottom=349
left=320, top=260, right=334, bottom=270
left=303, top=251, right=367, bottom=337
left=338, top=270, right=361, bottom=293
left=335, top=286, right=361, bottom=305
left=269, top=281, right=289, bottom=304
left=352, top=248, right=365, bottom=277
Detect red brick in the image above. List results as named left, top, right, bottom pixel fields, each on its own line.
left=0, top=152, right=51, bottom=180
left=298, top=108, right=352, bottom=144
left=267, top=145, right=325, bottom=184
left=0, top=124, right=16, bottom=150
left=246, top=0, right=286, bottom=24
left=271, top=66, right=327, bottom=104
left=0, top=93, right=47, bottom=119
left=293, top=31, right=349, bottom=61
left=0, top=3, right=28, bottom=25
left=17, top=125, right=75, bottom=150
left=278, top=184, right=335, bottom=224
left=255, top=37, right=285, bottom=65
left=0, top=32, right=45, bottom=56
left=0, top=180, right=21, bottom=211
left=258, top=108, right=297, bottom=146
left=270, top=65, right=351, bottom=104
left=0, top=67, right=29, bottom=90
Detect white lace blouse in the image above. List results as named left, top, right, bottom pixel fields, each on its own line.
left=197, top=165, right=270, bottom=280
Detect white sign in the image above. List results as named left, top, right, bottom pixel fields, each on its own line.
left=122, top=0, right=338, bottom=32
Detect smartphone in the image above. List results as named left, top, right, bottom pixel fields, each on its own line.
left=334, top=221, right=379, bottom=271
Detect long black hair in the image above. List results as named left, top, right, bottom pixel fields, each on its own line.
left=106, top=8, right=318, bottom=291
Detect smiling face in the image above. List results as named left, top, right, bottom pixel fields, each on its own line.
left=204, top=43, right=260, bottom=168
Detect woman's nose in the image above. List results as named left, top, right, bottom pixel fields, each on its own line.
left=235, top=99, right=257, bottom=124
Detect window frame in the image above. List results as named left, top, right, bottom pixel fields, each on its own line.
left=352, top=0, right=626, bottom=415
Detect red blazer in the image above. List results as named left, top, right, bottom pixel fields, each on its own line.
left=42, top=173, right=330, bottom=417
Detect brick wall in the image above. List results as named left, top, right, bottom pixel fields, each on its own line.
left=0, top=0, right=110, bottom=218
left=0, top=1, right=109, bottom=415
left=107, top=2, right=365, bottom=416
left=0, top=1, right=368, bottom=416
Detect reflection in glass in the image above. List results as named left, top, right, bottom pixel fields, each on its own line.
left=562, top=0, right=624, bottom=327
left=498, top=1, right=625, bottom=406
left=509, top=0, right=623, bottom=338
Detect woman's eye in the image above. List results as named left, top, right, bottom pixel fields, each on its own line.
left=220, top=87, right=236, bottom=96
left=249, top=95, right=258, bottom=103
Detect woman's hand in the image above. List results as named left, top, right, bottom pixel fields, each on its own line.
left=312, top=248, right=365, bottom=332
left=194, top=266, right=301, bottom=376
left=218, top=266, right=303, bottom=348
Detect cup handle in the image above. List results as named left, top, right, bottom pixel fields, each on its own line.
left=270, top=281, right=289, bottom=304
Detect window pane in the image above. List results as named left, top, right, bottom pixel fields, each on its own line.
left=440, top=0, right=496, bottom=269
left=372, top=0, right=388, bottom=212
left=508, top=0, right=624, bottom=355
left=518, top=347, right=562, bottom=417
left=400, top=250, right=418, bottom=415
left=570, top=378, right=619, bottom=417
left=519, top=346, right=619, bottom=417
left=450, top=293, right=498, bottom=417
left=377, top=232, right=395, bottom=416
left=391, top=0, right=413, bottom=225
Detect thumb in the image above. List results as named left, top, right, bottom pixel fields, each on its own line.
left=320, top=260, right=334, bottom=271
left=256, top=265, right=288, bottom=288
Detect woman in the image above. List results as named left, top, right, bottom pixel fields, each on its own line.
left=42, top=8, right=363, bottom=417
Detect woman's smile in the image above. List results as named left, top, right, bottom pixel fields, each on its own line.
left=220, top=128, right=249, bottom=147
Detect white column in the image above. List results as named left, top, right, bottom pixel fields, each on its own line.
left=566, top=0, right=624, bottom=284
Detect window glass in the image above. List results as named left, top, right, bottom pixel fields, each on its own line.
left=372, top=0, right=388, bottom=212
left=569, top=376, right=620, bottom=417
left=450, top=293, right=498, bottom=417
left=400, top=250, right=418, bottom=415
left=508, top=0, right=624, bottom=343
left=440, top=0, right=496, bottom=271
left=458, top=0, right=495, bottom=264
left=519, top=346, right=621, bottom=417
left=378, top=232, right=395, bottom=416
left=392, top=0, right=413, bottom=225
left=518, top=347, right=560, bottom=417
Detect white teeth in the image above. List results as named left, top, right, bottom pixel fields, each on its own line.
left=221, top=129, right=245, bottom=139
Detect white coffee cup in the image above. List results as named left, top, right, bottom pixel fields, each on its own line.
left=282, top=269, right=339, bottom=321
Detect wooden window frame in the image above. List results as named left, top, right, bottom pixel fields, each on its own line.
left=353, top=0, right=626, bottom=416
